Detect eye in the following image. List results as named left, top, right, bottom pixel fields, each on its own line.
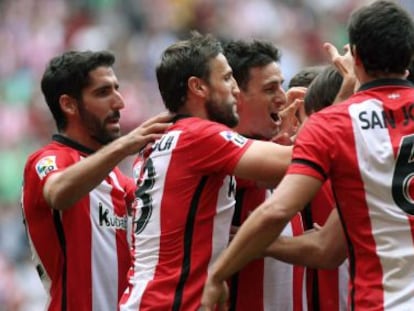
left=224, top=73, right=233, bottom=81
left=264, top=86, right=277, bottom=94
left=96, top=86, right=112, bottom=97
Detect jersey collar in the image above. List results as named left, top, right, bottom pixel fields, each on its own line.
left=358, top=78, right=414, bottom=92
left=52, top=134, right=95, bottom=155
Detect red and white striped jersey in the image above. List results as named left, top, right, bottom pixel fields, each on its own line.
left=302, top=181, right=348, bottom=311
left=288, top=79, right=414, bottom=310
left=230, top=179, right=307, bottom=311
left=120, top=117, right=252, bottom=311
left=21, top=134, right=134, bottom=311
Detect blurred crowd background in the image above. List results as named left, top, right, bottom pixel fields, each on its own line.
left=0, top=0, right=412, bottom=310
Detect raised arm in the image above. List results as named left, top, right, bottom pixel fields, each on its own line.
left=43, top=112, right=172, bottom=210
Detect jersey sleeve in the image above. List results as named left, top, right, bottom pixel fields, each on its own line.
left=23, top=148, right=78, bottom=207
left=186, top=121, right=253, bottom=175
left=287, top=112, right=336, bottom=182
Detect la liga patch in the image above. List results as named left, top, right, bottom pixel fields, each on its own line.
left=36, top=156, right=58, bottom=180
left=219, top=131, right=247, bottom=147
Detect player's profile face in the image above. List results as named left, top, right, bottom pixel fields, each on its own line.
left=204, top=54, right=240, bottom=127
left=78, top=66, right=125, bottom=145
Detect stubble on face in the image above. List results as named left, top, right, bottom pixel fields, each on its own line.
left=204, top=53, right=240, bottom=128
left=205, top=96, right=239, bottom=128
left=78, top=101, right=122, bottom=145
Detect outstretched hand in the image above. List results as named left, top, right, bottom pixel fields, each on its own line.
left=324, top=42, right=353, bottom=77
left=324, top=42, right=359, bottom=103
left=201, top=277, right=229, bottom=311
left=272, top=87, right=307, bottom=145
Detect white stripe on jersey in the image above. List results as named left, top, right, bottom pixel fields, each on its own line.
left=350, top=100, right=414, bottom=309
left=91, top=177, right=120, bottom=311
left=123, top=131, right=181, bottom=310
left=263, top=223, right=302, bottom=311
left=338, top=260, right=349, bottom=311
left=208, top=175, right=236, bottom=270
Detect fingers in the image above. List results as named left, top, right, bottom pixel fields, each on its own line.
left=141, top=122, right=171, bottom=135
left=201, top=279, right=229, bottom=311
left=286, top=87, right=307, bottom=106
left=295, top=99, right=306, bottom=124
left=272, top=132, right=294, bottom=146
left=323, top=42, right=341, bottom=62
left=140, top=111, right=175, bottom=128
left=323, top=42, right=352, bottom=76
left=313, top=222, right=323, bottom=231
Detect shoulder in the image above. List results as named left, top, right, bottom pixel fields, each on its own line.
left=24, top=141, right=79, bottom=181
left=173, top=117, right=248, bottom=146
left=175, top=117, right=229, bottom=132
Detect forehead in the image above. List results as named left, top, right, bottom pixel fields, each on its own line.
left=87, top=66, right=117, bottom=85
left=89, top=66, right=115, bottom=81
left=249, top=62, right=283, bottom=84
left=208, top=53, right=232, bottom=76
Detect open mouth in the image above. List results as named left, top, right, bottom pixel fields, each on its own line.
left=107, top=118, right=120, bottom=124
left=270, top=112, right=280, bottom=123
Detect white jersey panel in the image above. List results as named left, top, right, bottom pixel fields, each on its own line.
left=90, top=177, right=120, bottom=311
left=349, top=100, right=414, bottom=309
left=208, top=175, right=236, bottom=270
left=123, top=130, right=181, bottom=310
left=263, top=223, right=294, bottom=311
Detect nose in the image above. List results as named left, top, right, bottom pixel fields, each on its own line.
left=276, top=87, right=287, bottom=108
left=232, top=76, right=240, bottom=96
left=113, top=90, right=125, bottom=110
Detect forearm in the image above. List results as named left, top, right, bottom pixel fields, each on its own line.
left=43, top=137, right=130, bottom=210
left=265, top=209, right=347, bottom=269
left=210, top=205, right=289, bottom=283
left=264, top=234, right=339, bottom=269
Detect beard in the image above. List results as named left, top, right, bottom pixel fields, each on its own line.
left=205, top=96, right=239, bottom=128
left=78, top=102, right=121, bottom=145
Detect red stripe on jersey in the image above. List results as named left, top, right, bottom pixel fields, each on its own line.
left=304, top=181, right=348, bottom=311
left=65, top=196, right=93, bottom=310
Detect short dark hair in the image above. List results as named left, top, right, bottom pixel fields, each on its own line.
left=156, top=31, right=222, bottom=112
left=41, top=50, right=115, bottom=131
left=304, top=65, right=343, bottom=115
left=222, top=39, right=281, bottom=90
left=288, top=65, right=326, bottom=89
left=348, top=0, right=414, bottom=76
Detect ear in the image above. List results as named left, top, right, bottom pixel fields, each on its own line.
left=59, top=94, right=78, bottom=116
left=351, top=45, right=362, bottom=66
left=188, top=76, right=208, bottom=98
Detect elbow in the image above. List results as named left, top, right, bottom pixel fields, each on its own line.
left=43, top=187, right=67, bottom=211
left=43, top=176, right=72, bottom=211
left=258, top=200, right=292, bottom=228
left=311, top=243, right=347, bottom=269
left=321, top=248, right=347, bottom=269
